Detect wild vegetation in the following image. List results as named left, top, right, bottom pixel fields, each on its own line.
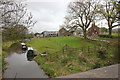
left=98, top=0, right=120, bottom=36
left=27, top=36, right=119, bottom=77
left=62, top=0, right=119, bottom=38
left=1, top=0, right=119, bottom=78
left=0, top=0, right=35, bottom=74
left=0, top=0, right=36, bottom=42
left=2, top=41, right=15, bottom=75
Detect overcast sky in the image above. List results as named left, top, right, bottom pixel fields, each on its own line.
left=24, top=0, right=118, bottom=33
left=24, top=0, right=71, bottom=33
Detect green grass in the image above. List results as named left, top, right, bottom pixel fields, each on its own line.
left=92, top=33, right=119, bottom=42
left=1, top=40, right=16, bottom=77
left=0, top=54, right=2, bottom=73
left=28, top=36, right=99, bottom=53
left=27, top=36, right=118, bottom=78
left=3, top=41, right=16, bottom=49
left=101, top=33, right=118, bottom=37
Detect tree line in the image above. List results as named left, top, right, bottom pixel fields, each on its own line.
left=0, top=0, right=36, bottom=41
left=61, top=0, right=120, bottom=39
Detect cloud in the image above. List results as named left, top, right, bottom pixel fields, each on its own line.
left=31, top=21, right=60, bottom=32
left=25, top=1, right=70, bottom=33
left=25, top=0, right=70, bottom=2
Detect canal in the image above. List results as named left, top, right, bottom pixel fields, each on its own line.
left=3, top=44, right=48, bottom=78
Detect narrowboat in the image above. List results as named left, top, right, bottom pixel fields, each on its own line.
left=27, top=47, right=36, bottom=57
left=21, top=42, right=28, bottom=51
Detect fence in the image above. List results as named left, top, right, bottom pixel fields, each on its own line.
left=61, top=43, right=111, bottom=58
left=45, top=37, right=113, bottom=58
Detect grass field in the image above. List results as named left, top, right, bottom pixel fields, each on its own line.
left=100, top=33, right=119, bottom=37
left=27, top=36, right=119, bottom=77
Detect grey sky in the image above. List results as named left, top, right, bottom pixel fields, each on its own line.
left=24, top=0, right=118, bottom=33
left=24, top=0, right=70, bottom=33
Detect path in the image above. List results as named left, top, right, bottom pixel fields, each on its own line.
left=57, top=64, right=119, bottom=78
left=75, top=35, right=110, bottom=43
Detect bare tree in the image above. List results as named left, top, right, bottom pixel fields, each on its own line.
left=64, top=0, right=99, bottom=39
left=0, top=0, right=36, bottom=41
left=0, top=0, right=36, bottom=28
left=98, top=0, right=120, bottom=36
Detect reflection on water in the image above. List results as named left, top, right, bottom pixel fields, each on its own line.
left=3, top=48, right=48, bottom=78
left=27, top=55, right=35, bottom=61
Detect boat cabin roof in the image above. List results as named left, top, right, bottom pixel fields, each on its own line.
left=21, top=43, right=26, bottom=45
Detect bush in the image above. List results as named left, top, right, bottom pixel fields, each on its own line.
left=97, top=47, right=106, bottom=59
left=42, top=64, right=55, bottom=78
left=93, top=63, right=101, bottom=69
left=98, top=34, right=119, bottom=38
left=113, top=42, right=120, bottom=63
left=61, top=57, right=71, bottom=65
left=98, top=34, right=112, bottom=38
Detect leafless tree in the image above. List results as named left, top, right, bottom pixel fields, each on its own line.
left=0, top=0, right=36, bottom=28
left=0, top=0, right=36, bottom=41
left=64, top=0, right=99, bottom=39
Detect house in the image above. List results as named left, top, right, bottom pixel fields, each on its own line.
left=42, top=31, right=58, bottom=37
left=88, top=22, right=100, bottom=36
left=34, top=33, right=43, bottom=38
left=58, top=27, right=72, bottom=36
left=73, top=28, right=83, bottom=36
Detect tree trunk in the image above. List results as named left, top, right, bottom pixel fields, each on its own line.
left=108, top=28, right=112, bottom=36
left=108, top=21, right=112, bottom=36
left=83, top=29, right=87, bottom=39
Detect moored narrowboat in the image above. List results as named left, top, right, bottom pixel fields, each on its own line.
left=21, top=42, right=28, bottom=51
left=27, top=47, right=36, bottom=57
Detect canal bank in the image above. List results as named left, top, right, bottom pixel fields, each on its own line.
left=3, top=42, right=48, bottom=78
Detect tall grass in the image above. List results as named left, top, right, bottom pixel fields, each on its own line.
left=27, top=36, right=118, bottom=77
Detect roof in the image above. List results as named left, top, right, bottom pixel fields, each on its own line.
left=59, top=27, right=68, bottom=32
left=21, top=43, right=26, bottom=45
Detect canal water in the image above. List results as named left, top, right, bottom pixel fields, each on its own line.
left=3, top=46, right=48, bottom=78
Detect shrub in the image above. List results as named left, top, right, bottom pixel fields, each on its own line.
left=98, top=34, right=119, bottom=38
left=93, top=63, right=101, bottom=69
left=97, top=47, right=106, bottom=59
left=113, top=42, right=120, bottom=63
left=98, top=34, right=111, bottom=38
left=60, top=57, right=71, bottom=66
left=42, top=64, right=55, bottom=78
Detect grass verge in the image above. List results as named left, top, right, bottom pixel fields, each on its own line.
left=27, top=36, right=119, bottom=78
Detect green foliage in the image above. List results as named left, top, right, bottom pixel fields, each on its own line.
left=100, top=27, right=108, bottom=33
left=93, top=59, right=101, bottom=69
left=2, top=26, right=28, bottom=41
left=27, top=36, right=118, bottom=78
left=2, top=51, right=9, bottom=74
left=60, top=57, right=71, bottom=65
left=97, top=47, right=106, bottom=59
left=2, top=41, right=16, bottom=74
left=98, top=0, right=119, bottom=36
left=112, top=41, right=120, bottom=63
left=98, top=33, right=119, bottom=38
left=1, top=0, right=36, bottom=42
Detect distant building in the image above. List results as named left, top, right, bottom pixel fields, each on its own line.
left=88, top=22, right=100, bottom=36
left=58, top=27, right=72, bottom=36
left=34, top=33, right=43, bottom=38
left=42, top=31, right=58, bottom=37
left=71, top=28, right=83, bottom=36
